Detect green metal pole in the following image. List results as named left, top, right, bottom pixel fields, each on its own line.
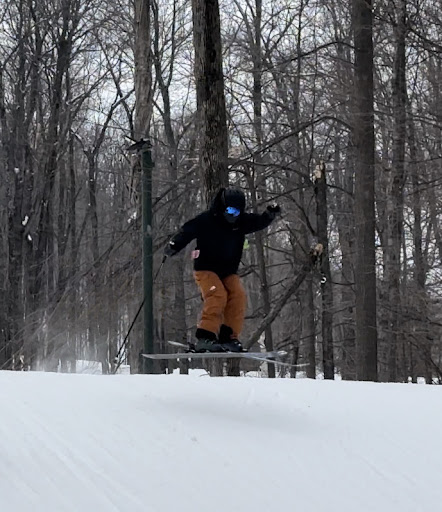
left=141, top=141, right=154, bottom=373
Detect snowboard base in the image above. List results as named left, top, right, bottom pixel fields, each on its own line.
left=141, top=341, right=310, bottom=368
left=141, top=350, right=286, bottom=361
left=141, top=340, right=287, bottom=364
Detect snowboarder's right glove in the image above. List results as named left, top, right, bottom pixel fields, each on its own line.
left=164, top=241, right=178, bottom=257
left=266, top=203, right=281, bottom=220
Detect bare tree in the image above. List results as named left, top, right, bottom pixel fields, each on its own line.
left=352, top=0, right=378, bottom=381
left=192, top=0, right=229, bottom=200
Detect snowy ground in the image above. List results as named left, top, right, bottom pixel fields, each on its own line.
left=0, top=371, right=441, bottom=512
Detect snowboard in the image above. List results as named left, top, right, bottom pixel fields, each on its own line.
left=140, top=340, right=288, bottom=365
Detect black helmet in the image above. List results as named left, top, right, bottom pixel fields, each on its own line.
left=221, top=187, right=245, bottom=223
left=222, top=187, right=245, bottom=210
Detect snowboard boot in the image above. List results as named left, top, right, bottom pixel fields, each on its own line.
left=218, top=324, right=246, bottom=353
left=194, top=328, right=226, bottom=353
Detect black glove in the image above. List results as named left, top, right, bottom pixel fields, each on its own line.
left=266, top=203, right=281, bottom=219
left=164, top=241, right=178, bottom=257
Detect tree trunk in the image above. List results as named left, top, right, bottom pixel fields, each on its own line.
left=352, top=0, right=378, bottom=381
left=0, top=66, right=7, bottom=366
left=192, top=0, right=229, bottom=201
left=133, top=0, right=153, bottom=372
left=134, top=0, right=153, bottom=140
left=384, top=0, right=407, bottom=382
left=314, top=162, right=335, bottom=379
left=67, top=135, right=78, bottom=372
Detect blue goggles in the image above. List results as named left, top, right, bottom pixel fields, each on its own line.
left=225, top=206, right=241, bottom=217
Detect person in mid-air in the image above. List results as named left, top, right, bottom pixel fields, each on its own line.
left=164, top=187, right=280, bottom=353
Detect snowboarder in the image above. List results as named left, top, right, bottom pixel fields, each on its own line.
left=164, top=187, right=281, bottom=353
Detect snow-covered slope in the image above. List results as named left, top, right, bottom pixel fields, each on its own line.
left=0, top=371, right=441, bottom=512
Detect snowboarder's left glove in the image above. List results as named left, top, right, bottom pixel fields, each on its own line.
left=164, top=241, right=178, bottom=257
left=266, top=204, right=281, bottom=219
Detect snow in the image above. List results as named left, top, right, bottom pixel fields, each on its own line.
left=0, top=371, right=441, bottom=512
left=74, top=359, right=103, bottom=374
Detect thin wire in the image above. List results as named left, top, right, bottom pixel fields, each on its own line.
left=112, top=255, right=167, bottom=374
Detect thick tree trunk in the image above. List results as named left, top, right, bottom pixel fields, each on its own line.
left=0, top=67, right=7, bottom=366
left=67, top=135, right=78, bottom=372
left=134, top=0, right=153, bottom=140
left=352, top=0, right=378, bottom=381
left=314, top=162, right=335, bottom=379
left=133, top=0, right=153, bottom=372
left=192, top=0, right=229, bottom=201
left=0, top=63, right=7, bottom=366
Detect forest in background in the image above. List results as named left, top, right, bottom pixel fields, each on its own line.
left=1, top=0, right=442, bottom=381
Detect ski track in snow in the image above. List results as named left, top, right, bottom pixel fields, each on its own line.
left=0, top=371, right=441, bottom=512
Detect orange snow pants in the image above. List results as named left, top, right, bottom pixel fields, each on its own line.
left=194, top=271, right=247, bottom=338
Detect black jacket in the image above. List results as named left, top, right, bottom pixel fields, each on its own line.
left=168, top=189, right=276, bottom=278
